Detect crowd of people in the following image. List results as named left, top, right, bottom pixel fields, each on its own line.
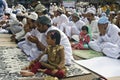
left=0, top=0, right=120, bottom=78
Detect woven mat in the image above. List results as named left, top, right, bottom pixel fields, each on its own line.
left=0, top=42, right=17, bottom=47
left=0, top=47, right=96, bottom=80
left=0, top=34, right=98, bottom=80
left=0, top=34, right=17, bottom=47
left=0, top=34, right=12, bottom=38
left=0, top=38, right=11, bottom=42
left=72, top=50, right=104, bottom=59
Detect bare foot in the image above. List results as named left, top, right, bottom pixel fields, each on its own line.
left=20, top=70, right=35, bottom=77
left=38, top=69, right=47, bottom=72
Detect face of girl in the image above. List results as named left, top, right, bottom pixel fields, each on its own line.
left=46, top=33, right=55, bottom=46
left=82, top=30, right=87, bottom=34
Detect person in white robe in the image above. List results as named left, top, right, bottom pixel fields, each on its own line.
left=29, top=15, right=74, bottom=65
left=53, top=8, right=69, bottom=30
left=70, top=12, right=86, bottom=41
left=86, top=10, right=99, bottom=40
left=18, top=12, right=43, bottom=61
left=89, top=16, right=120, bottom=58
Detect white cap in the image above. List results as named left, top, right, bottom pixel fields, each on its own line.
left=86, top=10, right=95, bottom=14
left=5, top=8, right=12, bottom=14
left=25, top=12, right=38, bottom=20
left=110, top=11, right=115, bottom=14
left=16, top=12, right=24, bottom=16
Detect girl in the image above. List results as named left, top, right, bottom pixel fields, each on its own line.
left=72, top=26, right=91, bottom=50
left=20, top=30, right=66, bottom=78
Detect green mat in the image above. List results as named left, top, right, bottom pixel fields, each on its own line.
left=72, top=50, right=104, bottom=59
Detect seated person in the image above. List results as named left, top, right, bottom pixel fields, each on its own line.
left=89, top=16, right=120, bottom=59
left=20, top=30, right=66, bottom=78
left=72, top=26, right=91, bottom=50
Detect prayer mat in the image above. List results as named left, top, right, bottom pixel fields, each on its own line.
left=72, top=50, right=104, bottom=59
left=0, top=41, right=17, bottom=47
left=65, top=61, right=91, bottom=77
left=0, top=34, right=17, bottom=47
left=0, top=34, right=12, bottom=38
left=18, top=61, right=98, bottom=80
left=0, top=37, right=11, bottom=42
left=0, top=47, right=98, bottom=80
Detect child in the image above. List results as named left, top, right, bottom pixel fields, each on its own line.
left=72, top=26, right=90, bottom=50
left=20, top=30, right=66, bottom=78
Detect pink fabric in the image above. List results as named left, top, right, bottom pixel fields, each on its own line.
left=72, top=32, right=90, bottom=50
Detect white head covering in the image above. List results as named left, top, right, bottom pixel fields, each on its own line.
left=110, top=11, right=115, bottom=14
left=16, top=11, right=24, bottom=16
left=86, top=10, right=95, bottom=14
left=25, top=12, right=38, bottom=20
left=5, top=8, right=12, bottom=14
left=35, top=4, right=46, bottom=13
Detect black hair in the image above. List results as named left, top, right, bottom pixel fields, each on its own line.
left=42, top=9, right=48, bottom=15
left=47, top=30, right=61, bottom=45
left=16, top=16, right=25, bottom=20
left=81, top=26, right=89, bottom=33
left=31, top=19, right=36, bottom=22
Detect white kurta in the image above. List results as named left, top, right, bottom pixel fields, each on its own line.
left=75, top=20, right=86, bottom=33
left=56, top=14, right=69, bottom=29
left=87, top=19, right=99, bottom=40
left=89, top=24, right=120, bottom=58
left=18, top=28, right=44, bottom=61
left=60, top=21, right=79, bottom=39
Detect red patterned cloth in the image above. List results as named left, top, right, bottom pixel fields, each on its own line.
left=72, top=32, right=90, bottom=50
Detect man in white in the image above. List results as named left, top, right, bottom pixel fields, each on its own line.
left=18, top=12, right=41, bottom=61
left=70, top=12, right=85, bottom=41
left=86, top=10, right=99, bottom=40
left=71, top=12, right=86, bottom=33
left=29, top=15, right=73, bottom=65
left=53, top=8, right=69, bottom=29
left=89, top=16, right=120, bottom=59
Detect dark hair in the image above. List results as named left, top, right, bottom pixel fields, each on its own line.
left=47, top=30, right=61, bottom=45
left=42, top=9, right=48, bottom=15
left=81, top=26, right=89, bottom=33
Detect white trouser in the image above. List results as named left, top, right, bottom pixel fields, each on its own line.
left=102, top=44, right=120, bottom=59
left=89, top=40, right=102, bottom=52
left=89, top=40, right=120, bottom=58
